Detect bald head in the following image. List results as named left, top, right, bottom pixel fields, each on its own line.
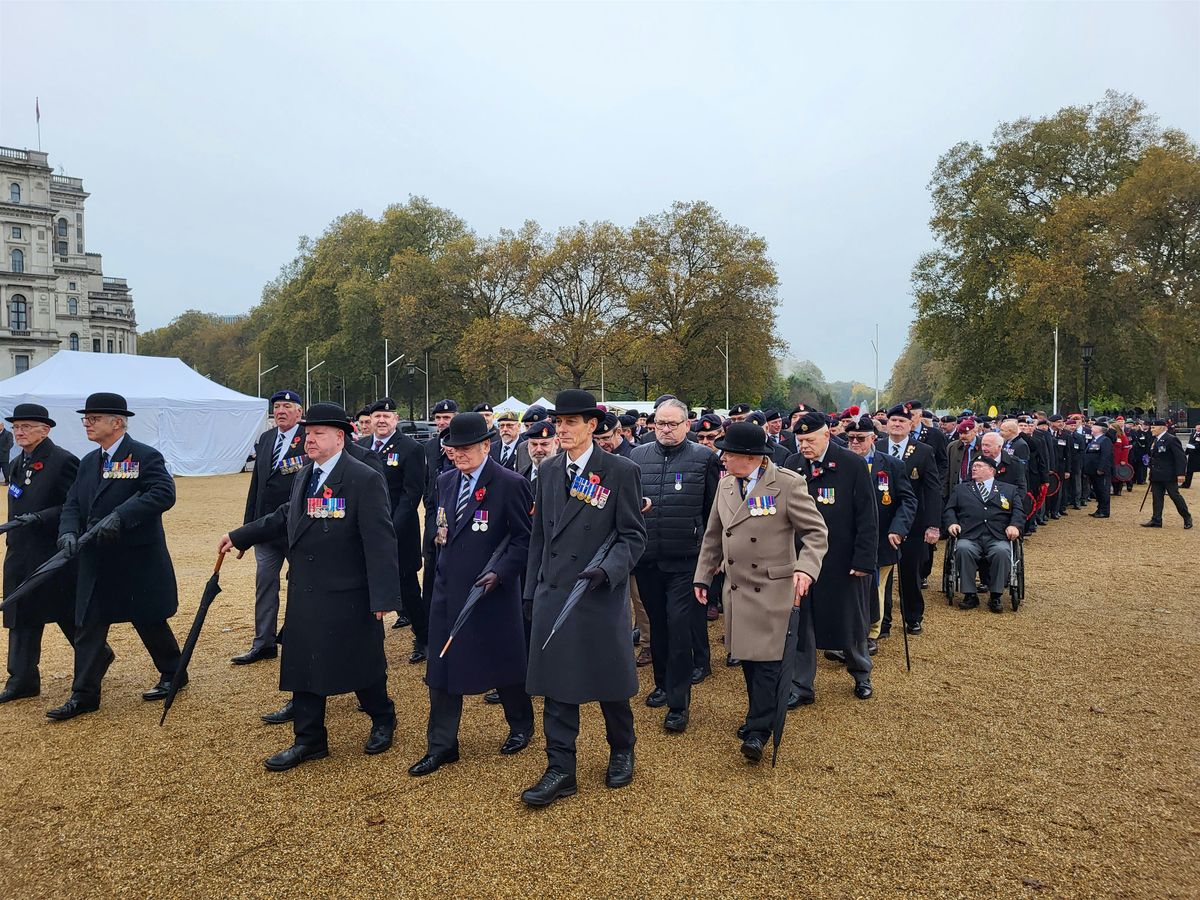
left=981, top=432, right=1003, bottom=456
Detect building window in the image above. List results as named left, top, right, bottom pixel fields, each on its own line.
left=14, top=354, right=29, bottom=375
left=69, top=333, right=79, bottom=351
left=57, top=218, right=68, bottom=237
left=10, top=249, right=23, bottom=273
left=10, top=226, right=20, bottom=240
left=67, top=297, right=78, bottom=315
left=9, top=295, right=28, bottom=331
left=68, top=281, right=76, bottom=290
left=106, top=339, right=113, bottom=353
left=92, top=338, right=100, bottom=352
left=118, top=339, right=124, bottom=353
left=56, top=241, right=68, bottom=257
left=9, top=183, right=19, bottom=203
left=77, top=242, right=83, bottom=254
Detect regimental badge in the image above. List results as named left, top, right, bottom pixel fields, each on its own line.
left=306, top=497, right=345, bottom=519
left=911, top=468, right=920, bottom=480
left=435, top=507, right=449, bottom=545
left=471, top=509, right=489, bottom=532
left=386, top=453, right=400, bottom=467
left=881, top=491, right=891, bottom=505
left=596, top=486, right=610, bottom=509
left=278, top=454, right=308, bottom=475
left=1000, top=495, right=1010, bottom=510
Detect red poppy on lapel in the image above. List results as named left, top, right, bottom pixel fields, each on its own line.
left=291, top=436, right=301, bottom=448
left=474, top=487, right=486, bottom=502
left=322, top=486, right=333, bottom=499
left=588, top=473, right=600, bottom=484
left=31, top=462, right=43, bottom=471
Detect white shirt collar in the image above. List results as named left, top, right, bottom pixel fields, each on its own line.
left=462, top=457, right=488, bottom=491
left=100, top=434, right=125, bottom=457
left=565, top=442, right=595, bottom=474
left=372, top=431, right=395, bottom=446
left=310, top=450, right=342, bottom=489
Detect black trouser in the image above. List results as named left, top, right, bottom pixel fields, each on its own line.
left=1086, top=473, right=1110, bottom=515
left=883, top=536, right=925, bottom=630
left=292, top=677, right=393, bottom=747
left=71, top=605, right=181, bottom=702
left=635, top=560, right=700, bottom=712
left=740, top=660, right=781, bottom=742
left=920, top=542, right=935, bottom=580
left=1132, top=458, right=1147, bottom=485
left=427, top=684, right=533, bottom=755
left=1071, top=467, right=1085, bottom=505
left=6, top=618, right=76, bottom=693
left=1150, top=481, right=1191, bottom=523
left=399, top=568, right=426, bottom=646
left=418, top=547, right=438, bottom=650
left=542, top=697, right=634, bottom=778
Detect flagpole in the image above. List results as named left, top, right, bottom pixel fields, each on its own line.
left=36, top=97, right=41, bottom=151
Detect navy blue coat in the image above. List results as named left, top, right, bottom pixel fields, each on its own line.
left=59, top=436, right=178, bottom=626
left=426, top=459, right=533, bottom=696
left=865, top=450, right=917, bottom=567
left=1082, top=434, right=1114, bottom=476
left=358, top=432, right=425, bottom=574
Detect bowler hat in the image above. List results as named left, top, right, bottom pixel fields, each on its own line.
left=301, top=402, right=354, bottom=434
left=6, top=403, right=55, bottom=427
left=441, top=412, right=497, bottom=448
left=77, top=392, right=135, bottom=417
left=551, top=389, right=603, bottom=421
left=715, top=422, right=771, bottom=456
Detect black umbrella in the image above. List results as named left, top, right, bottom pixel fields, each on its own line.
left=0, top=519, right=31, bottom=538
left=0, top=524, right=101, bottom=613
left=541, top=532, right=618, bottom=651
left=438, top=534, right=511, bottom=658
left=160, top=552, right=227, bottom=726
left=770, top=603, right=804, bottom=767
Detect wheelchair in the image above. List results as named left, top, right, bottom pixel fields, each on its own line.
left=941, top=534, right=1025, bottom=606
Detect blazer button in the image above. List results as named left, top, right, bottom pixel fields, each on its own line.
left=570, top=554, right=577, bottom=560
left=751, top=563, right=758, bottom=569
left=754, top=587, right=761, bottom=592
left=725, top=530, right=732, bottom=537
left=550, top=583, right=557, bottom=590
left=750, top=537, right=757, bottom=543
left=307, top=555, right=314, bottom=562
left=730, top=584, right=738, bottom=591
left=727, top=559, right=734, bottom=565
left=551, top=551, right=557, bottom=557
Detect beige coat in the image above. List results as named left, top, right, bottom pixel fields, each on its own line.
left=694, top=461, right=828, bottom=661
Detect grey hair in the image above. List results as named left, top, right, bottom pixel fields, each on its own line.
left=111, top=415, right=128, bottom=430
left=658, top=399, right=689, bottom=419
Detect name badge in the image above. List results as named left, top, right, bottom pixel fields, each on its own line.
left=8, top=484, right=21, bottom=498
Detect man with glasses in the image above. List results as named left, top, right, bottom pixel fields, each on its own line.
left=490, top=410, right=522, bottom=471
left=630, top=399, right=720, bottom=733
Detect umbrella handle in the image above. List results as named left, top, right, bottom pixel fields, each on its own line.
left=214, top=552, right=226, bottom=575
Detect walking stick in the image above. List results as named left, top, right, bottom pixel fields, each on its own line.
left=893, top=558, right=911, bottom=673
left=1139, top=481, right=1152, bottom=513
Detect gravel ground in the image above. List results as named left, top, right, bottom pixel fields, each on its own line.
left=0, top=474, right=1195, bottom=899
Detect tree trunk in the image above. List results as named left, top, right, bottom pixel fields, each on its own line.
left=1156, top=365, right=1169, bottom=418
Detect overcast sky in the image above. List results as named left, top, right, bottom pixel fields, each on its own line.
left=2, top=2, right=1197, bottom=386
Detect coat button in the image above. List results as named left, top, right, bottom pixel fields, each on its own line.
left=570, top=554, right=577, bottom=560
left=550, top=583, right=557, bottom=590
left=750, top=537, right=757, bottom=543
left=727, top=559, right=734, bottom=565
left=754, top=587, right=761, bottom=592
left=551, top=551, right=557, bottom=557
left=730, top=584, right=738, bottom=591
left=725, top=530, right=732, bottom=537
left=307, top=555, right=314, bottom=561
left=751, top=563, right=758, bottom=569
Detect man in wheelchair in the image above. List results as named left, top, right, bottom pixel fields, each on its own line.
left=944, top=457, right=1024, bottom=613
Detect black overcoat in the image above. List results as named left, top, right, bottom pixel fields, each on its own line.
left=875, top=437, right=942, bottom=535
left=230, top=452, right=398, bottom=696
left=866, top=450, right=917, bottom=567
left=358, top=431, right=425, bottom=573
left=59, top=436, right=178, bottom=626
left=1148, top=432, right=1187, bottom=482
left=427, top=459, right=532, bottom=695
left=525, top=443, right=647, bottom=704
left=4, top=438, right=79, bottom=627
left=244, top=425, right=307, bottom=524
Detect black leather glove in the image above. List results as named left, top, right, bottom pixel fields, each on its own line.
left=14, top=512, right=43, bottom=527
left=57, top=532, right=78, bottom=558
left=473, top=572, right=500, bottom=594
left=579, top=567, right=608, bottom=591
left=91, top=512, right=122, bottom=544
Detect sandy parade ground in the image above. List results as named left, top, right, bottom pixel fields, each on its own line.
left=0, top=472, right=1195, bottom=899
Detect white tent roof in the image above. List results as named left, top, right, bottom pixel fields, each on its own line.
left=0, top=353, right=266, bottom=476
left=531, top=397, right=555, bottom=411
left=492, top=396, right=528, bottom=415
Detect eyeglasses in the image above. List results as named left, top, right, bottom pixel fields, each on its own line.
left=656, top=420, right=686, bottom=429
left=847, top=435, right=874, bottom=443
left=80, top=415, right=109, bottom=425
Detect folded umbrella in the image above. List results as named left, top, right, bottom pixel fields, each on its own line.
left=160, top=552, right=226, bottom=726
left=0, top=519, right=31, bottom=537
left=541, top=532, right=618, bottom=651
left=439, top=534, right=511, bottom=658
left=770, top=603, right=803, bottom=767
left=0, top=522, right=101, bottom=612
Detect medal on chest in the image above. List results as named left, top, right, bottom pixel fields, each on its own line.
left=471, top=509, right=489, bottom=532
left=435, top=507, right=449, bottom=545
left=386, top=452, right=400, bottom=467
left=8, top=483, right=22, bottom=499
left=748, top=495, right=777, bottom=516
left=278, top=453, right=307, bottom=474
left=815, top=487, right=836, bottom=505
left=674, top=473, right=683, bottom=491
left=103, top=457, right=139, bottom=479
left=306, top=497, right=345, bottom=518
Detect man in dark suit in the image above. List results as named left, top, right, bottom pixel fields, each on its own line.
left=944, top=458, right=1024, bottom=613
left=843, top=414, right=916, bottom=655
left=1082, top=421, right=1115, bottom=518
left=237, top=389, right=306, bottom=665
left=877, top=404, right=941, bottom=636
left=417, top=399, right=459, bottom=663
left=1142, top=420, right=1192, bottom=529
left=221, top=402, right=399, bottom=771
left=359, top=397, right=425, bottom=641
left=522, top=390, right=647, bottom=807
left=1, top=404, right=93, bottom=702
left=409, top=413, right=535, bottom=777
left=490, top=410, right=522, bottom=470
left=1068, top=417, right=1089, bottom=506
left=909, top=402, right=948, bottom=481
left=0, top=420, right=13, bottom=485
left=764, top=409, right=796, bottom=454
left=783, top=412, right=877, bottom=703
left=945, top=419, right=981, bottom=498
left=50, top=393, right=183, bottom=721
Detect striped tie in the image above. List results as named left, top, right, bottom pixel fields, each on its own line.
left=456, top=475, right=472, bottom=525
left=273, top=430, right=286, bottom=466
left=978, top=482, right=989, bottom=502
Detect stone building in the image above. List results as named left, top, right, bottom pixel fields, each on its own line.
left=0, top=146, right=137, bottom=379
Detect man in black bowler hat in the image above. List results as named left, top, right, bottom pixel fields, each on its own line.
left=50, top=392, right=184, bottom=720
left=522, top=389, right=646, bottom=807
left=220, top=402, right=399, bottom=771
left=1, top=404, right=96, bottom=703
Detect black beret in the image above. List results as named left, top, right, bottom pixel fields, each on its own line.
left=473, top=402, right=493, bottom=413
left=369, top=397, right=398, bottom=414
left=729, top=403, right=751, bottom=416
left=745, top=411, right=767, bottom=426
left=653, top=394, right=677, bottom=408
left=617, top=414, right=636, bottom=428
left=886, top=403, right=909, bottom=419
left=432, top=399, right=459, bottom=414
left=521, top=405, right=548, bottom=423
left=269, top=390, right=302, bottom=405
left=973, top=455, right=998, bottom=469
left=908, top=400, right=924, bottom=410
left=525, top=420, right=556, bottom=439
left=764, top=409, right=781, bottom=423
left=843, top=415, right=875, bottom=434
left=794, top=411, right=828, bottom=434
left=594, top=412, right=618, bottom=437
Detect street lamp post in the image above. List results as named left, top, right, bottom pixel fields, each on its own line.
left=406, top=361, right=416, bottom=424
left=256, top=353, right=279, bottom=399
left=1081, top=342, right=1094, bottom=417
left=641, top=364, right=649, bottom=402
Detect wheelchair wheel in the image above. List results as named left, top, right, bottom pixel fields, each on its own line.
left=1010, top=540, right=1026, bottom=603
left=942, top=536, right=956, bottom=603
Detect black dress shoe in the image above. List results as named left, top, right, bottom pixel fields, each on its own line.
left=920, top=578, right=929, bottom=590
left=483, top=689, right=502, bottom=704
left=854, top=682, right=873, bottom=700
left=866, top=637, right=878, bottom=656
left=736, top=724, right=749, bottom=740
left=690, top=666, right=711, bottom=685
left=1141, top=520, right=1163, bottom=528
left=408, top=645, right=427, bottom=664
left=605, top=750, right=634, bottom=788
left=264, top=743, right=329, bottom=772
left=231, top=645, right=277, bottom=665
left=906, top=621, right=923, bottom=635
left=408, top=747, right=459, bottom=777
left=46, top=697, right=100, bottom=720
left=787, top=690, right=814, bottom=710
left=878, top=626, right=891, bottom=639
left=392, top=613, right=411, bottom=629
left=1089, top=512, right=1109, bottom=518
left=645, top=687, right=667, bottom=708
left=364, top=722, right=395, bottom=755
left=987, top=596, right=1003, bottom=613
left=142, top=674, right=187, bottom=702
left=0, top=685, right=38, bottom=703
left=958, top=594, right=979, bottom=610
left=522, top=770, right=577, bottom=807
left=741, top=735, right=764, bottom=763
left=500, top=732, right=529, bottom=755
left=823, top=650, right=847, bottom=664
left=725, top=653, right=740, bottom=667
left=261, top=700, right=295, bottom=724
left=663, top=709, right=689, bottom=733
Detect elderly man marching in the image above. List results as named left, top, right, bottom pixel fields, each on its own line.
left=409, top=413, right=535, bottom=777
left=693, top=423, right=828, bottom=763
left=522, top=390, right=646, bottom=808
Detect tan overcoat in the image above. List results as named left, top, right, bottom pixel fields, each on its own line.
left=694, top=460, right=828, bottom=661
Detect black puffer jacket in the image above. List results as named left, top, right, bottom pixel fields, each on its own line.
left=629, top=439, right=720, bottom=562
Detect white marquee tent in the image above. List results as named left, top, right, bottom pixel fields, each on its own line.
left=492, top=396, right=529, bottom=416
left=0, top=353, right=266, bottom=476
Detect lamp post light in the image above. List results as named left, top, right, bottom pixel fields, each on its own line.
left=1081, top=342, right=1094, bottom=417
left=641, top=364, right=649, bottom=402
left=406, top=361, right=417, bottom=424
